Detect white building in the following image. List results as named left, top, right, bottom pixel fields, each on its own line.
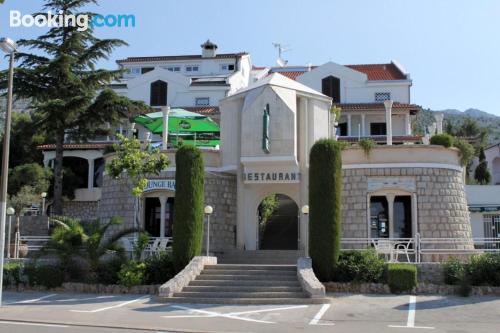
left=466, top=185, right=500, bottom=241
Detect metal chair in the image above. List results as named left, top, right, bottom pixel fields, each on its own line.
left=373, top=239, right=395, bottom=262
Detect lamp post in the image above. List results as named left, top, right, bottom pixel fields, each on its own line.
left=301, top=205, right=309, bottom=258
left=41, top=192, right=47, bottom=215
left=6, top=207, right=14, bottom=259
left=0, top=36, right=17, bottom=307
left=204, top=205, right=213, bottom=256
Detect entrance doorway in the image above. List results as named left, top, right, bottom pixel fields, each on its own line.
left=144, top=197, right=174, bottom=237
left=258, top=194, right=298, bottom=250
left=370, top=195, right=412, bottom=238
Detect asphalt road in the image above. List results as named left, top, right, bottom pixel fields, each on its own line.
left=0, top=291, right=499, bottom=333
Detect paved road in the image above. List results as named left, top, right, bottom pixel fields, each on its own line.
left=0, top=291, right=499, bottom=332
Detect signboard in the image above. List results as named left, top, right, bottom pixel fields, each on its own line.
left=468, top=206, right=500, bottom=213
left=367, top=177, right=416, bottom=192
left=243, top=169, right=300, bottom=184
left=144, top=179, right=176, bottom=192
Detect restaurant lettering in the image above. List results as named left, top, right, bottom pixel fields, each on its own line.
left=243, top=171, right=300, bottom=183
left=144, top=179, right=176, bottom=192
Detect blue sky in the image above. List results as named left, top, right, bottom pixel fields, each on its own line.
left=1, top=0, right=500, bottom=115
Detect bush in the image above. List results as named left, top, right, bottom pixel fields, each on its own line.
left=97, top=257, right=126, bottom=285
left=430, top=133, right=454, bottom=147
left=145, top=251, right=176, bottom=285
left=333, top=250, right=385, bottom=283
left=3, top=262, right=24, bottom=287
left=468, top=253, right=500, bottom=286
left=443, top=257, right=465, bottom=285
left=309, top=139, right=342, bottom=281
left=387, top=263, right=417, bottom=294
left=118, top=261, right=146, bottom=287
left=24, top=264, right=64, bottom=289
left=173, top=145, right=205, bottom=271
left=358, top=138, right=376, bottom=156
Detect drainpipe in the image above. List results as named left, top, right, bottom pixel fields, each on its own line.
left=162, top=105, right=170, bottom=150
left=384, top=100, right=393, bottom=146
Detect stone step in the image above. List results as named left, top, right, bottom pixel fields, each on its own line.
left=174, top=291, right=309, bottom=299
left=183, top=285, right=303, bottom=293
left=222, top=250, right=303, bottom=255
left=196, top=274, right=297, bottom=281
left=205, top=264, right=297, bottom=271
left=160, top=297, right=327, bottom=305
left=218, top=258, right=298, bottom=265
left=189, top=279, right=301, bottom=287
left=201, top=269, right=296, bottom=276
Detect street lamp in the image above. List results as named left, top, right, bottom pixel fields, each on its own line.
left=41, top=192, right=47, bottom=216
left=301, top=205, right=309, bottom=258
left=204, top=205, right=213, bottom=256
left=0, top=36, right=17, bottom=307
left=6, top=207, right=14, bottom=259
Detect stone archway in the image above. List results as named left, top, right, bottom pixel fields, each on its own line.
left=257, top=194, right=299, bottom=250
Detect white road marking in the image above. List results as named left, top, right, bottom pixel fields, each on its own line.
left=15, top=294, right=58, bottom=304
left=0, top=320, right=68, bottom=328
left=389, top=296, right=435, bottom=330
left=70, top=295, right=149, bottom=313
left=56, top=295, right=115, bottom=302
left=309, top=303, right=334, bottom=326
left=163, top=304, right=308, bottom=324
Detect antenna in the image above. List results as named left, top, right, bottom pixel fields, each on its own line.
left=272, top=42, right=291, bottom=67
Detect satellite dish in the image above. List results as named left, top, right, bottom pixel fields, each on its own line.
left=276, top=58, right=288, bottom=67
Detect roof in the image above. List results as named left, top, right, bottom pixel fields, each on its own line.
left=38, top=143, right=111, bottom=151
left=339, top=135, right=422, bottom=143
left=266, top=62, right=408, bottom=81
left=182, top=106, right=220, bottom=115
left=333, top=102, right=421, bottom=114
left=229, top=73, right=331, bottom=100
left=117, top=52, right=247, bottom=64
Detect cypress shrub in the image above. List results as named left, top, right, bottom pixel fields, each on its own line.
left=387, top=263, right=417, bottom=294
left=309, top=139, right=342, bottom=281
left=172, top=145, right=205, bottom=271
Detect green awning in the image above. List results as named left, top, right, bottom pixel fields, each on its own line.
left=132, top=110, right=220, bottom=134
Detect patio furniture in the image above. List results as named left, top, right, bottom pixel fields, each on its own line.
left=373, top=239, right=395, bottom=262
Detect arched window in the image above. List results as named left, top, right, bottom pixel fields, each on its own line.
left=322, top=76, right=341, bottom=103
left=150, top=80, right=168, bottom=106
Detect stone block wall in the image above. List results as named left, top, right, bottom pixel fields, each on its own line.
left=62, top=201, right=100, bottom=221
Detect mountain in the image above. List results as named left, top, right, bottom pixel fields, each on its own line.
left=415, top=108, right=500, bottom=145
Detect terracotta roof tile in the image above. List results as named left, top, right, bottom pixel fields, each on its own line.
left=181, top=106, right=220, bottom=115
left=38, top=143, right=112, bottom=151
left=334, top=103, right=421, bottom=114
left=117, top=53, right=247, bottom=64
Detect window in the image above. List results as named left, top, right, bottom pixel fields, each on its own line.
left=141, top=67, right=154, bottom=74
left=127, top=67, right=141, bottom=75
left=185, top=65, right=199, bottom=72
left=220, top=64, right=235, bottom=71
left=370, top=123, right=387, bottom=135
left=150, top=80, right=168, bottom=106
left=164, top=66, right=181, bottom=72
left=337, top=123, right=348, bottom=136
left=483, top=214, right=500, bottom=248
left=322, top=76, right=341, bottom=103
left=375, top=92, right=391, bottom=102
left=195, top=97, right=210, bottom=106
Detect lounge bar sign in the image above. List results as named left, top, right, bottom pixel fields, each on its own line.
left=144, top=179, right=176, bottom=192
left=243, top=168, right=300, bottom=184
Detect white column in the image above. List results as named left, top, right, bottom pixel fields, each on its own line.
left=411, top=193, right=418, bottom=238
left=386, top=193, right=395, bottom=238
left=384, top=100, right=393, bottom=145
left=405, top=113, right=411, bottom=135
left=87, top=159, right=94, bottom=189
left=347, top=114, right=352, bottom=136
left=435, top=112, right=444, bottom=134
left=361, top=113, right=366, bottom=137
left=162, top=105, right=170, bottom=150
left=159, top=196, right=167, bottom=239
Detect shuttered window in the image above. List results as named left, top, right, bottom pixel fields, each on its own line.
left=322, top=76, right=341, bottom=103
left=150, top=80, right=168, bottom=106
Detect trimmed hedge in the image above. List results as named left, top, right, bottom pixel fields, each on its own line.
left=387, top=263, right=417, bottom=294
left=333, top=250, right=385, bottom=283
left=309, top=139, right=342, bottom=281
left=24, top=264, right=64, bottom=289
left=445, top=254, right=500, bottom=288
left=430, top=133, right=454, bottom=147
left=3, top=262, right=24, bottom=287
left=172, top=145, right=205, bottom=271
left=145, top=251, right=175, bottom=284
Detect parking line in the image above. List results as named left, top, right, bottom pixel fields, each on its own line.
left=167, top=305, right=273, bottom=324
left=0, top=320, right=68, bottom=328
left=309, top=304, right=334, bottom=326
left=389, top=296, right=435, bottom=330
left=15, top=294, right=58, bottom=304
left=70, top=295, right=149, bottom=313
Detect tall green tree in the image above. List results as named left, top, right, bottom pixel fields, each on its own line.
left=474, top=147, right=492, bottom=185
left=309, top=139, right=342, bottom=281
left=1, top=0, right=145, bottom=214
left=172, top=145, right=205, bottom=271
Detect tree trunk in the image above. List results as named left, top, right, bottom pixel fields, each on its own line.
left=52, top=133, right=65, bottom=215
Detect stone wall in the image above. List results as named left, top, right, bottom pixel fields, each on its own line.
left=62, top=201, right=100, bottom=221
left=16, top=216, right=49, bottom=237
left=341, top=167, right=472, bottom=247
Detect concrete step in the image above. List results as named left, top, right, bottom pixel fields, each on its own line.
left=202, top=269, right=296, bottom=276
left=183, top=285, right=303, bottom=293
left=189, top=279, right=301, bottom=287
left=160, top=297, right=328, bottom=305
left=205, top=264, right=296, bottom=271
left=218, top=258, right=298, bottom=265
left=174, top=291, right=309, bottom=299
left=196, top=274, right=297, bottom=281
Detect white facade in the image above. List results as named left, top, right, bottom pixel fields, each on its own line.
left=466, top=185, right=500, bottom=239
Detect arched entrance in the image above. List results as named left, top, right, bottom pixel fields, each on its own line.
left=142, top=191, right=175, bottom=238
left=257, top=194, right=298, bottom=250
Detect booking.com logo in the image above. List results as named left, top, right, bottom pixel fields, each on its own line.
left=10, top=10, right=135, bottom=31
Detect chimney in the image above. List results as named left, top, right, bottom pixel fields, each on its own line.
left=201, top=39, right=218, bottom=58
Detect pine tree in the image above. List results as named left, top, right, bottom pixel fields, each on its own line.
left=1, top=0, right=146, bottom=214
